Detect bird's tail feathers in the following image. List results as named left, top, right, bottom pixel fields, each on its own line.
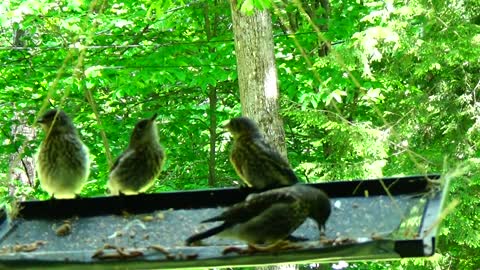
left=185, top=223, right=228, bottom=245
left=201, top=215, right=225, bottom=223
left=281, top=167, right=300, bottom=184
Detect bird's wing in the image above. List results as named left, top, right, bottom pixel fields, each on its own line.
left=110, top=153, right=124, bottom=172
left=231, top=200, right=306, bottom=242
left=229, top=142, right=253, bottom=186
left=229, top=150, right=244, bottom=177
left=110, top=148, right=133, bottom=172
left=252, top=138, right=299, bottom=182
left=203, top=187, right=300, bottom=224
left=254, top=138, right=290, bottom=166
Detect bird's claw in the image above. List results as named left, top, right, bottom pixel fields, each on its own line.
left=248, top=240, right=300, bottom=252
left=222, top=240, right=300, bottom=255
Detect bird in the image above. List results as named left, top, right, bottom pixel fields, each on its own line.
left=35, top=109, right=90, bottom=199
left=185, top=184, right=331, bottom=246
left=224, top=116, right=299, bottom=189
left=108, top=113, right=165, bottom=195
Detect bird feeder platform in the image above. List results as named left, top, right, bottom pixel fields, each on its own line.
left=0, top=174, right=445, bottom=269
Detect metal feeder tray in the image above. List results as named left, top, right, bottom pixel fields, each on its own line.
left=0, top=174, right=445, bottom=269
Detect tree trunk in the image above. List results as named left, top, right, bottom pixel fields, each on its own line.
left=204, top=3, right=220, bottom=186
left=230, top=0, right=288, bottom=159
left=317, top=0, right=331, bottom=56
left=208, top=86, right=217, bottom=186
left=7, top=105, right=37, bottom=200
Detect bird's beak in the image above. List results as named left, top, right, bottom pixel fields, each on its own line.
left=36, top=117, right=45, bottom=124
left=150, top=113, right=158, bottom=122
left=221, top=120, right=231, bottom=129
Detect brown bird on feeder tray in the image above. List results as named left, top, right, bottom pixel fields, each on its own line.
left=35, top=109, right=90, bottom=199
left=224, top=116, right=298, bottom=189
left=185, top=184, right=331, bottom=247
left=108, top=113, right=165, bottom=195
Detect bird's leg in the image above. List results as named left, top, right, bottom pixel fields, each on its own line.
left=223, top=240, right=300, bottom=255
left=247, top=240, right=301, bottom=253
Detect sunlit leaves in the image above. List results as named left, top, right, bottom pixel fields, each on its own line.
left=112, top=19, right=133, bottom=28
left=239, top=0, right=272, bottom=14
left=325, top=89, right=347, bottom=106
left=360, top=88, right=384, bottom=106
